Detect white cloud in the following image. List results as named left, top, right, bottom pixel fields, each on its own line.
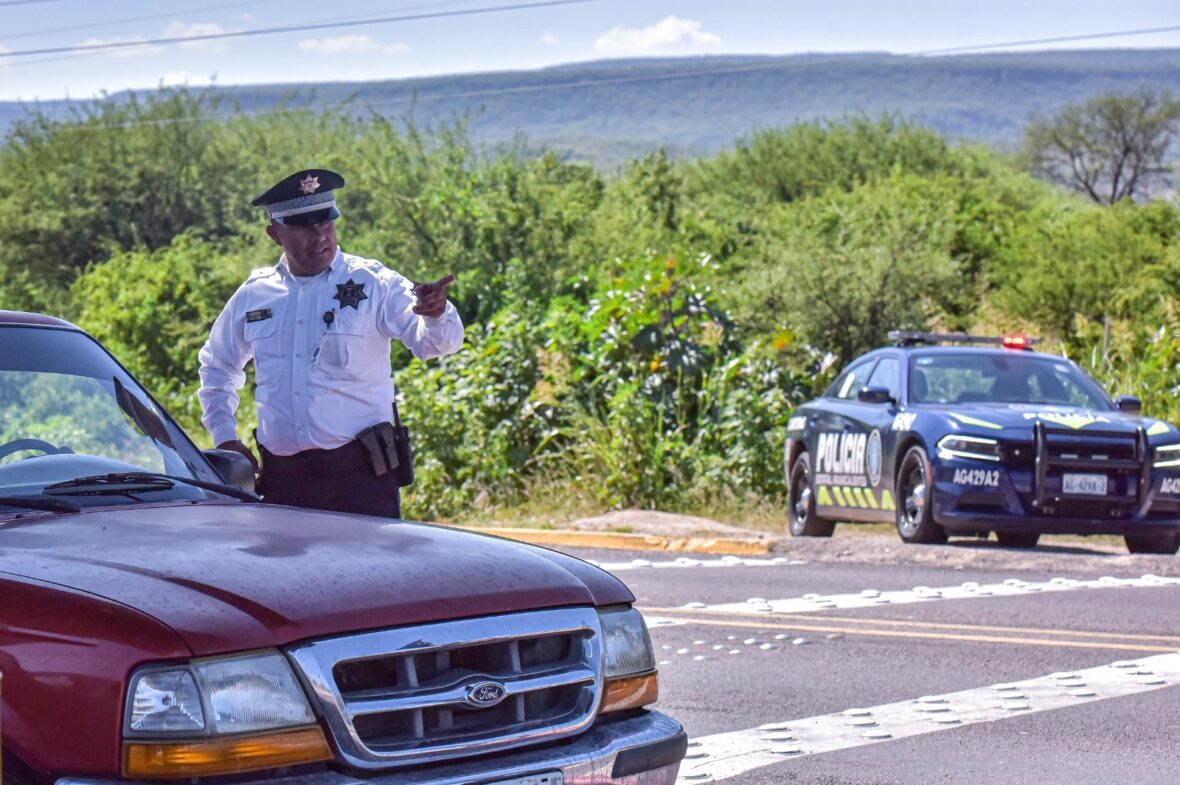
left=540, top=30, right=560, bottom=46
left=79, top=36, right=164, bottom=58
left=298, top=34, right=411, bottom=56
left=161, top=71, right=214, bottom=88
left=163, top=21, right=229, bottom=52
left=594, top=16, right=722, bottom=54
left=241, top=12, right=255, bottom=22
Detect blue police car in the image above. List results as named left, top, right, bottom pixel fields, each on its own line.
left=784, top=332, right=1180, bottom=554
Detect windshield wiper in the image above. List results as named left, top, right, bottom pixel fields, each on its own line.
left=43, top=472, right=258, bottom=503
left=0, top=495, right=82, bottom=513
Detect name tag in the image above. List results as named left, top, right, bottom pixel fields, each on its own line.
left=246, top=308, right=273, bottom=323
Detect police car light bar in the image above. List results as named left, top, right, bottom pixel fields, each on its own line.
left=888, top=331, right=1041, bottom=350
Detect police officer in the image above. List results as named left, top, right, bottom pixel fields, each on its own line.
left=198, top=169, right=463, bottom=518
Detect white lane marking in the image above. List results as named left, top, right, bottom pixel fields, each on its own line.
left=683, top=575, right=1180, bottom=615
left=675, top=652, right=1180, bottom=782
left=590, top=556, right=800, bottom=571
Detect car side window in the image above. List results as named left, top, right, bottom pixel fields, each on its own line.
left=832, top=360, right=877, bottom=400
left=865, top=357, right=900, bottom=402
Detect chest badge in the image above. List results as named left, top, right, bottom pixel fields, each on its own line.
left=333, top=279, right=369, bottom=310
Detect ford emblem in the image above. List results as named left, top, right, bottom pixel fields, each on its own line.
left=466, top=681, right=508, bottom=708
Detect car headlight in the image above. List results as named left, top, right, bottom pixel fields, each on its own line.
left=1155, top=443, right=1180, bottom=468
left=123, top=651, right=331, bottom=777
left=937, top=435, right=1002, bottom=462
left=598, top=607, right=658, bottom=713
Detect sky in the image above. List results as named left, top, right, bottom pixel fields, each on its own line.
left=0, top=0, right=1177, bottom=102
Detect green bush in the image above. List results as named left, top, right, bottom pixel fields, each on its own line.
left=70, top=232, right=267, bottom=437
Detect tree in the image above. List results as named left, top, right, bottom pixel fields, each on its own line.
left=1023, top=89, right=1180, bottom=204
left=737, top=173, right=961, bottom=364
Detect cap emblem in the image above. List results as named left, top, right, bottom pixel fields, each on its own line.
left=299, top=175, right=321, bottom=194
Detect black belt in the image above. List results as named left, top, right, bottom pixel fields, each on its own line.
left=260, top=439, right=370, bottom=477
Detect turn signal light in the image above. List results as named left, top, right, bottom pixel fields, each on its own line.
left=600, top=672, right=659, bottom=713
left=124, top=726, right=331, bottom=778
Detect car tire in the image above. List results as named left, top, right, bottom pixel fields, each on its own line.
left=996, top=531, right=1040, bottom=548
left=1124, top=531, right=1180, bottom=555
left=895, top=446, right=947, bottom=544
left=788, top=452, right=835, bottom=537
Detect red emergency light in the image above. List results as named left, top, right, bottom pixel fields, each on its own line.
left=1002, top=333, right=1033, bottom=351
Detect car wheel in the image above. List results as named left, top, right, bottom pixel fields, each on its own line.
left=788, top=452, right=835, bottom=537
left=895, top=446, right=947, bottom=544
left=996, top=531, right=1040, bottom=549
left=1124, top=531, right=1180, bottom=555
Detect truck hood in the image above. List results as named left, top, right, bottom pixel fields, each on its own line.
left=0, top=503, right=632, bottom=656
left=915, top=403, right=1175, bottom=441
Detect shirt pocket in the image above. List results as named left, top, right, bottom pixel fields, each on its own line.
left=243, top=309, right=280, bottom=353
left=317, top=320, right=364, bottom=377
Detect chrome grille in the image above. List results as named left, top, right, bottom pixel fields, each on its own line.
left=287, top=608, right=603, bottom=770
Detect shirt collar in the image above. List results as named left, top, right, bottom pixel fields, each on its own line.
left=277, top=247, right=343, bottom=280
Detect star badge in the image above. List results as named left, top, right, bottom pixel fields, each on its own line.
left=299, top=175, right=320, bottom=194
left=333, top=279, right=368, bottom=310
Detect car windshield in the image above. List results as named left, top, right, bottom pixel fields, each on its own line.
left=0, top=325, right=221, bottom=511
left=908, top=352, right=1112, bottom=409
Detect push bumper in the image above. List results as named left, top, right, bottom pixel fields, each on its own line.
left=57, top=711, right=686, bottom=785
left=931, top=449, right=1180, bottom=536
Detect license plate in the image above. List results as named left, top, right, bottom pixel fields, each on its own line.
left=482, top=774, right=562, bottom=785
left=1063, top=473, right=1108, bottom=496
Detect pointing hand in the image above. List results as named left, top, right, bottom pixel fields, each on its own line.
left=413, top=274, right=455, bottom=318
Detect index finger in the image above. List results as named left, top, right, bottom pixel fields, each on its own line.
left=415, top=274, right=455, bottom=294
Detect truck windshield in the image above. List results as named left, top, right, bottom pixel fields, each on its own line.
left=0, top=326, right=218, bottom=509
left=909, top=352, right=1112, bottom=409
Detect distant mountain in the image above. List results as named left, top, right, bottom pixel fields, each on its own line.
left=3, top=49, right=1179, bottom=167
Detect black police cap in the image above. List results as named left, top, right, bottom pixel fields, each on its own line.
left=252, top=169, right=345, bottom=225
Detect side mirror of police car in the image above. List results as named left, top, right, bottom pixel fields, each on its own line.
left=857, top=386, right=895, bottom=405
left=1115, top=395, right=1142, bottom=415
left=202, top=448, right=257, bottom=493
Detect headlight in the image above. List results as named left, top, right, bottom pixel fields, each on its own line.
left=124, top=651, right=331, bottom=777
left=600, top=607, right=656, bottom=677
left=127, top=651, right=314, bottom=735
left=1155, top=443, right=1180, bottom=468
left=937, top=435, right=1002, bottom=462
left=598, top=607, right=659, bottom=713
left=129, top=670, right=204, bottom=732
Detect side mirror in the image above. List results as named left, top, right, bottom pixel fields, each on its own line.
left=857, top=386, right=895, bottom=405
left=1115, top=395, right=1142, bottom=415
left=202, top=449, right=256, bottom=494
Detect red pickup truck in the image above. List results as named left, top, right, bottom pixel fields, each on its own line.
left=0, top=311, right=685, bottom=784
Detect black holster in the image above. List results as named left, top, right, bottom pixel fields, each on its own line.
left=355, top=419, right=414, bottom=487
left=391, top=423, right=415, bottom=487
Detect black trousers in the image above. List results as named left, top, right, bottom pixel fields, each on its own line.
left=258, top=440, right=402, bottom=519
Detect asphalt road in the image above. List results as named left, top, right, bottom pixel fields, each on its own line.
left=555, top=538, right=1180, bottom=785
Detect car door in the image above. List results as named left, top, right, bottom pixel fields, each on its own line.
left=810, top=357, right=886, bottom=521
left=860, top=355, right=904, bottom=520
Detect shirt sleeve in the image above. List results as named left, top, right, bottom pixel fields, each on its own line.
left=375, top=269, right=465, bottom=359
left=197, top=286, right=252, bottom=446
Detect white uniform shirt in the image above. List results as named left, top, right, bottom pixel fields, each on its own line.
left=198, top=248, right=464, bottom=455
